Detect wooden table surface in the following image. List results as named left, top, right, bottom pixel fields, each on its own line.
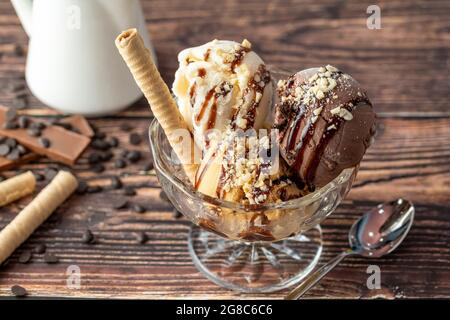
left=0, top=0, right=449, bottom=299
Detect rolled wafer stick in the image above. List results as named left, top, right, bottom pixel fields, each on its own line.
left=115, top=28, right=199, bottom=184
left=0, top=171, right=36, bottom=207
left=0, top=171, right=78, bottom=265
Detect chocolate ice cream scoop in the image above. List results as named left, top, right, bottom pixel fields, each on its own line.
left=274, top=65, right=376, bottom=189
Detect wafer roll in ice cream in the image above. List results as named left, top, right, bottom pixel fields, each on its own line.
left=274, top=65, right=376, bottom=189
left=116, top=29, right=199, bottom=184
left=172, top=39, right=273, bottom=148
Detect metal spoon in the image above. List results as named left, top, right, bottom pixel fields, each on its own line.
left=286, top=198, right=414, bottom=300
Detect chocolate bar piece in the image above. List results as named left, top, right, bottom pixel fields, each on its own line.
left=0, top=107, right=90, bottom=166
left=0, top=153, right=40, bottom=171
left=60, top=115, right=95, bottom=138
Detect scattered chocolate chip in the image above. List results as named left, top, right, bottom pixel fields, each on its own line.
left=135, top=232, right=148, bottom=244
left=129, top=133, right=142, bottom=145
left=8, top=83, right=25, bottom=92
left=132, top=204, right=145, bottom=213
left=100, top=150, right=113, bottom=162
left=159, top=190, right=169, bottom=202
left=91, top=163, right=105, bottom=173
left=120, top=123, right=132, bottom=132
left=43, top=252, right=59, bottom=264
left=14, top=90, right=27, bottom=99
left=11, top=285, right=27, bottom=297
left=18, top=250, right=32, bottom=264
left=0, top=144, right=10, bottom=156
left=6, top=148, right=20, bottom=160
left=142, top=163, right=154, bottom=171
left=17, top=144, right=27, bottom=155
left=126, top=150, right=141, bottom=163
left=76, top=181, right=88, bottom=194
left=94, top=131, right=106, bottom=140
left=120, top=150, right=129, bottom=158
left=54, top=122, right=72, bottom=130
left=34, top=173, right=45, bottom=182
left=88, top=152, right=102, bottom=164
left=3, top=121, right=18, bottom=130
left=27, top=127, right=41, bottom=137
left=108, top=137, right=119, bottom=148
left=30, top=122, right=46, bottom=130
left=38, top=137, right=51, bottom=148
left=5, top=138, right=17, bottom=148
left=12, top=97, right=27, bottom=109
left=14, top=44, right=25, bottom=57
left=113, top=198, right=128, bottom=210
left=44, top=168, right=58, bottom=180
left=17, top=116, right=29, bottom=129
left=111, top=177, right=122, bottom=189
left=123, top=187, right=136, bottom=196
left=172, top=209, right=183, bottom=219
left=87, top=185, right=102, bottom=193
left=114, top=159, right=126, bottom=169
left=33, top=244, right=46, bottom=254
left=81, top=229, right=95, bottom=244
left=91, top=139, right=110, bottom=150
left=6, top=107, right=17, bottom=121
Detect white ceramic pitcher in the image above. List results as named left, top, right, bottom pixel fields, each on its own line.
left=11, top=0, right=155, bottom=116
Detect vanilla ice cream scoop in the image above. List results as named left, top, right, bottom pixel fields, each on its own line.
left=172, top=39, right=273, bottom=148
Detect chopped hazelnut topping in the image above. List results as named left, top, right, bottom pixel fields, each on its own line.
left=330, top=106, right=341, bottom=114
left=241, top=39, right=252, bottom=49
left=313, top=106, right=323, bottom=116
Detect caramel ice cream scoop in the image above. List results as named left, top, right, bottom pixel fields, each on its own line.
left=274, top=66, right=376, bottom=189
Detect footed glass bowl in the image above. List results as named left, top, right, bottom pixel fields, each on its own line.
left=149, top=119, right=357, bottom=293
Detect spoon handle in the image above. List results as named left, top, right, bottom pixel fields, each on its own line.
left=286, top=250, right=353, bottom=300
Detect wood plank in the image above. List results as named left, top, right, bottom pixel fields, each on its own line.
left=0, top=116, right=448, bottom=298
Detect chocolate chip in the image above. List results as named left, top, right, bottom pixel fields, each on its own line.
left=44, top=168, right=57, bottom=180
left=14, top=90, right=27, bottom=99
left=18, top=250, right=32, bottom=264
left=27, top=128, right=41, bottom=137
left=0, top=144, right=10, bottom=156
left=6, top=148, right=20, bottom=160
left=172, top=209, right=183, bottom=219
left=81, top=229, right=95, bottom=244
left=120, top=150, right=129, bottom=158
left=14, top=44, right=24, bottom=57
left=12, top=97, right=27, bottom=109
left=18, top=116, right=29, bottom=128
left=33, top=244, right=46, bottom=254
left=132, top=204, right=145, bottom=213
left=114, top=159, right=126, bottom=169
left=112, top=198, right=128, bottom=210
left=3, top=121, right=18, bottom=130
left=76, top=181, right=88, bottom=194
left=94, top=131, right=106, bottom=140
left=108, top=137, right=119, bottom=148
left=33, top=173, right=45, bottom=182
left=91, top=163, right=105, bottom=173
left=135, top=232, right=148, bottom=244
left=54, top=122, right=72, bottom=130
left=17, top=144, right=27, bottom=155
left=100, top=151, right=113, bottom=162
left=120, top=123, right=132, bottom=132
left=159, top=190, right=169, bottom=202
left=111, top=177, right=122, bottom=189
left=123, top=187, right=136, bottom=196
left=38, top=137, right=51, bottom=148
left=126, top=150, right=141, bottom=163
left=142, top=163, right=154, bottom=171
left=8, top=83, right=25, bottom=92
left=5, top=138, right=17, bottom=148
left=88, top=152, right=102, bottom=164
left=11, top=285, right=27, bottom=297
left=43, top=252, right=59, bottom=264
left=87, top=185, right=102, bottom=193
left=30, top=122, right=46, bottom=130
left=6, top=107, right=17, bottom=121
left=129, top=133, right=142, bottom=145
left=91, top=139, right=110, bottom=150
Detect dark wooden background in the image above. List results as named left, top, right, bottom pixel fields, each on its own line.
left=0, top=0, right=449, bottom=299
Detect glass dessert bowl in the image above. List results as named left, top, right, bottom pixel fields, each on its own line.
left=149, top=119, right=358, bottom=293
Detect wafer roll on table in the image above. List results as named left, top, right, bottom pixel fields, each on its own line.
left=115, top=28, right=199, bottom=184
left=0, top=171, right=78, bottom=265
left=0, top=171, right=36, bottom=207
